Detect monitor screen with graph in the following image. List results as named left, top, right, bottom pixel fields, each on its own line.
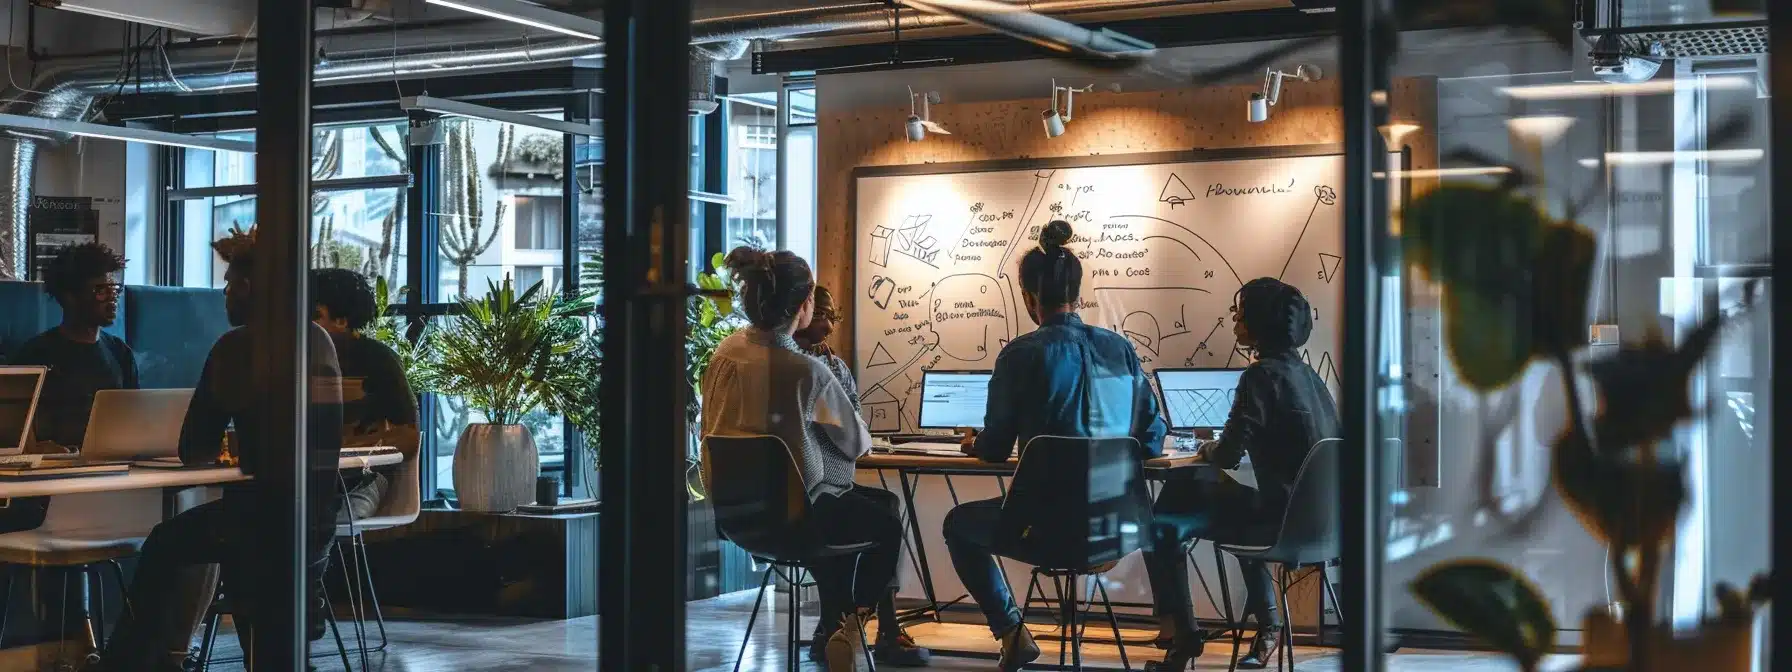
left=917, top=371, right=993, bottom=430
left=1154, top=368, right=1246, bottom=430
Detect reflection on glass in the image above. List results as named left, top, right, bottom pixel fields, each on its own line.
left=435, top=116, right=567, bottom=301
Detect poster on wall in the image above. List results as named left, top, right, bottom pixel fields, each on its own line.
left=26, top=196, right=99, bottom=281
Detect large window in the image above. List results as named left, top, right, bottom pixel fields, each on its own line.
left=725, top=93, right=778, bottom=250
left=175, top=123, right=409, bottom=292
left=782, top=83, right=818, bottom=265
left=434, top=116, right=566, bottom=301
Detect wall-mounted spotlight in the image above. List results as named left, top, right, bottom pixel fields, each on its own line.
left=905, top=87, right=950, bottom=141
left=1248, top=64, right=1321, bottom=123
left=1043, top=78, right=1092, bottom=138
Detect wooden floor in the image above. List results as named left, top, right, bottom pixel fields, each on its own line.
left=3, top=590, right=1574, bottom=671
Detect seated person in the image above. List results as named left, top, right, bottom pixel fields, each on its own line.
left=700, top=247, right=928, bottom=669
left=1, top=242, right=137, bottom=533
left=945, top=220, right=1166, bottom=672
left=1140, top=277, right=1340, bottom=671
left=310, top=268, right=419, bottom=522
left=793, top=285, right=857, bottom=410
left=100, top=228, right=346, bottom=672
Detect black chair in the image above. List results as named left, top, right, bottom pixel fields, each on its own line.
left=705, top=435, right=878, bottom=672
left=997, top=435, right=1153, bottom=672
left=1213, top=438, right=1342, bottom=672
left=195, top=550, right=358, bottom=670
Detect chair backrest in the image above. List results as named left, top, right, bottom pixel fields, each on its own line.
left=1264, top=437, right=1342, bottom=566
left=997, top=435, right=1151, bottom=569
left=703, top=435, right=816, bottom=562
left=373, top=435, right=423, bottom=524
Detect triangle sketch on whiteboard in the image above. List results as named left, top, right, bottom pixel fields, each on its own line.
left=1159, top=173, right=1196, bottom=208
left=1318, top=253, right=1343, bottom=283
left=867, top=342, right=898, bottom=368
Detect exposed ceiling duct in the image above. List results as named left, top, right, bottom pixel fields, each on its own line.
left=0, top=0, right=1229, bottom=277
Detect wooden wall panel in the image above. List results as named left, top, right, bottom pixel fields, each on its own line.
left=817, top=77, right=1438, bottom=363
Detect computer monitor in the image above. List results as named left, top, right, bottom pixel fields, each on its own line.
left=1153, top=368, right=1246, bottom=431
left=0, top=366, right=47, bottom=455
left=918, top=370, right=993, bottom=430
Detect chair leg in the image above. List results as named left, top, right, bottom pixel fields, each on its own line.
left=0, top=565, right=12, bottom=645
left=197, top=609, right=221, bottom=672
left=1069, top=575, right=1084, bottom=672
left=1214, top=549, right=1243, bottom=672
left=786, top=567, right=802, bottom=672
left=87, top=566, right=105, bottom=652
left=104, top=560, right=132, bottom=620
left=334, top=540, right=369, bottom=659
left=733, top=567, right=774, bottom=672
left=1056, top=576, right=1069, bottom=669
left=1275, top=567, right=1293, bottom=672
left=1094, top=577, right=1129, bottom=671
left=352, top=534, right=389, bottom=652
left=324, top=594, right=354, bottom=672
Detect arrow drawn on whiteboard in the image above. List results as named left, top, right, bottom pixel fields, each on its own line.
left=1278, top=184, right=1336, bottom=280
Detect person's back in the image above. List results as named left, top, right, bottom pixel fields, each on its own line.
left=702, top=325, right=862, bottom=500
left=974, top=314, right=1159, bottom=461
left=1231, top=349, right=1340, bottom=509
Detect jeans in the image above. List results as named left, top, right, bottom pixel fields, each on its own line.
left=942, top=498, right=1022, bottom=638
left=809, top=486, right=904, bottom=639
left=1141, top=479, right=1281, bottom=641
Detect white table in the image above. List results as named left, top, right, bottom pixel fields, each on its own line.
left=0, top=453, right=403, bottom=499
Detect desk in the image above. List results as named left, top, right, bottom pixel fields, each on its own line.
left=0, top=453, right=404, bottom=499
left=856, top=451, right=1213, bottom=630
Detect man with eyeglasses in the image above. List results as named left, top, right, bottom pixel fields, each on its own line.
left=4, top=242, right=138, bottom=451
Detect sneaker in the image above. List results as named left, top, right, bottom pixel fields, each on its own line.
left=825, top=611, right=873, bottom=672
left=873, top=629, right=932, bottom=667
left=997, top=623, right=1041, bottom=672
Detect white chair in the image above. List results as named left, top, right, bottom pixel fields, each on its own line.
left=334, top=448, right=421, bottom=654
left=0, top=490, right=160, bottom=663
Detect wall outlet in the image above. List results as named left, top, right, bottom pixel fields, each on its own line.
left=1589, top=324, right=1620, bottom=346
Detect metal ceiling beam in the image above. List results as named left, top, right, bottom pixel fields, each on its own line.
left=753, top=7, right=1334, bottom=74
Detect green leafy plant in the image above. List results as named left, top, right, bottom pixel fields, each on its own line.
left=1403, top=180, right=1766, bottom=671
left=413, top=278, right=592, bottom=426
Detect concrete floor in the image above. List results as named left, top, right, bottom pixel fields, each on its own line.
left=1, top=590, right=1570, bottom=671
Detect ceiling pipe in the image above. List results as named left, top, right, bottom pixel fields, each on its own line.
left=0, top=0, right=1208, bottom=277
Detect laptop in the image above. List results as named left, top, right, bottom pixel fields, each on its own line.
left=0, top=366, right=47, bottom=457
left=1152, top=368, right=1246, bottom=432
left=894, top=371, right=993, bottom=455
left=79, top=389, right=195, bottom=461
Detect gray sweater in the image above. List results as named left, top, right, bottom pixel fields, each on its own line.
left=699, top=328, right=870, bottom=500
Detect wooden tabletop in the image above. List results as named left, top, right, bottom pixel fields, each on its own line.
left=0, top=452, right=403, bottom=499
left=857, top=451, right=1206, bottom=472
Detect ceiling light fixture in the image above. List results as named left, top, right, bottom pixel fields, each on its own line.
left=1043, top=79, right=1091, bottom=139
left=905, top=87, right=949, bottom=142
left=424, top=0, right=604, bottom=41
left=1499, top=76, right=1751, bottom=100
left=1597, top=149, right=1765, bottom=166
left=1248, top=65, right=1321, bottom=123
left=0, top=113, right=255, bottom=153
left=400, top=96, right=599, bottom=136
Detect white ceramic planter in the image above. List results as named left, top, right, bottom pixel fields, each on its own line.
left=454, top=423, right=540, bottom=512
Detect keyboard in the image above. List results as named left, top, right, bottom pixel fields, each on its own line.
left=888, top=441, right=966, bottom=457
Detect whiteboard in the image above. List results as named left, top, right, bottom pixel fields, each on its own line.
left=852, top=148, right=1346, bottom=434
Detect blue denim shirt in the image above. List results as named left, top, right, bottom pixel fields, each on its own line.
left=973, top=313, right=1167, bottom=461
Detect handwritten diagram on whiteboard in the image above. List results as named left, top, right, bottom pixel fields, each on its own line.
left=852, top=149, right=1347, bottom=433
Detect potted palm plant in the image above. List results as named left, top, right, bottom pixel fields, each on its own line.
left=417, top=278, right=593, bottom=512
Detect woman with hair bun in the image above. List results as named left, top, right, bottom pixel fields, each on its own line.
left=941, top=220, right=1167, bottom=670
left=699, top=247, right=930, bottom=670
left=1141, top=276, right=1341, bottom=670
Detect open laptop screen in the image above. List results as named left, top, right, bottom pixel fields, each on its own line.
left=917, top=371, right=993, bottom=430
left=1153, top=368, right=1246, bottom=431
left=0, top=367, right=46, bottom=455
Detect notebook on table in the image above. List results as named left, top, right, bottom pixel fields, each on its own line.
left=0, top=459, right=131, bottom=480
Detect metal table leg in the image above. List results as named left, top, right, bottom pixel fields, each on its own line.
left=896, top=470, right=943, bottom=622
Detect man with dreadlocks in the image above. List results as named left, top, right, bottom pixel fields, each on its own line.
left=99, top=227, right=346, bottom=672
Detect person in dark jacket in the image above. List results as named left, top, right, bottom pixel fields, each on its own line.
left=1141, top=277, right=1340, bottom=670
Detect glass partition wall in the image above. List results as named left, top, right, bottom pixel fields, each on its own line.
left=1356, top=6, right=1778, bottom=671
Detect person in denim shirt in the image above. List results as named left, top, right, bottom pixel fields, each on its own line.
left=944, top=220, right=1167, bottom=670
